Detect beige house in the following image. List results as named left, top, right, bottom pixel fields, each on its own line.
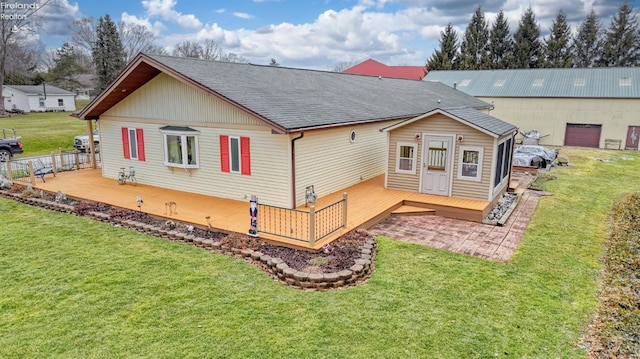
left=425, top=68, right=640, bottom=150
left=383, top=108, right=517, bottom=206
left=75, top=53, right=511, bottom=209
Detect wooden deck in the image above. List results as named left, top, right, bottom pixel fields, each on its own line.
left=30, top=170, right=490, bottom=251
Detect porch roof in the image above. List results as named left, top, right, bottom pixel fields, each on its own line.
left=381, top=107, right=517, bottom=138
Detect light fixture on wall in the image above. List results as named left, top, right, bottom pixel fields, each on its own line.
left=457, top=134, right=464, bottom=143
left=414, top=133, right=421, bottom=141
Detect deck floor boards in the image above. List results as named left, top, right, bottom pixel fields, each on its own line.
left=31, top=170, right=490, bottom=250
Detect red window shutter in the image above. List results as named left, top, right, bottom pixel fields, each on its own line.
left=240, top=137, right=251, bottom=175
left=121, top=127, right=130, bottom=159
left=136, top=128, right=145, bottom=161
left=220, top=135, right=230, bottom=172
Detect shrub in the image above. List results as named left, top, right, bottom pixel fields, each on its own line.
left=588, top=192, right=640, bottom=358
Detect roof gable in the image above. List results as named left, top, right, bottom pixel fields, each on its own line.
left=424, top=68, right=640, bottom=98
left=77, top=53, right=490, bottom=133
left=382, top=107, right=517, bottom=138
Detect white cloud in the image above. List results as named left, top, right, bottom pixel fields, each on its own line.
left=141, top=0, right=202, bottom=29
left=121, top=12, right=167, bottom=35
left=233, top=12, right=254, bottom=20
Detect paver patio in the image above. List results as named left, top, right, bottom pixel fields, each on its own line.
left=369, top=186, right=541, bottom=262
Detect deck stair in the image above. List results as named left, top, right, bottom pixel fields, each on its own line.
left=391, top=204, right=436, bottom=216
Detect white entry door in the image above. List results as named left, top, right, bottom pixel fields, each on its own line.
left=421, top=135, right=453, bottom=196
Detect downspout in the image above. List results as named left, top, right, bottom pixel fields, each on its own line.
left=291, top=132, right=304, bottom=208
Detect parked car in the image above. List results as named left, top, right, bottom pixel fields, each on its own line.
left=0, top=128, right=24, bottom=162
left=74, top=129, right=100, bottom=152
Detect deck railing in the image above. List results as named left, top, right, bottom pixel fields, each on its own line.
left=3, top=149, right=100, bottom=185
left=257, top=193, right=348, bottom=246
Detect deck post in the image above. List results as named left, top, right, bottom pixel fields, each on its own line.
left=28, top=160, right=35, bottom=185
left=59, top=147, right=65, bottom=170
left=50, top=153, right=58, bottom=174
left=74, top=151, right=80, bottom=170
left=6, top=160, right=12, bottom=180
left=309, top=206, right=316, bottom=247
left=342, top=192, right=348, bottom=228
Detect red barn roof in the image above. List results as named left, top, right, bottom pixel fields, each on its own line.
left=343, top=59, right=428, bottom=80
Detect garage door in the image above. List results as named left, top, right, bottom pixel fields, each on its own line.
left=564, top=124, right=602, bottom=148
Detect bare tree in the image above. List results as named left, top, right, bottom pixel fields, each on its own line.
left=3, top=41, right=40, bottom=84
left=119, top=22, right=166, bottom=62
left=68, top=16, right=97, bottom=54
left=330, top=60, right=358, bottom=72
left=220, top=52, right=248, bottom=63
left=172, top=41, right=203, bottom=58
left=202, top=39, right=222, bottom=60
left=1, top=0, right=52, bottom=113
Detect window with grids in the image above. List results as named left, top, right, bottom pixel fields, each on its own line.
left=396, top=142, right=417, bottom=174
left=458, top=146, right=483, bottom=181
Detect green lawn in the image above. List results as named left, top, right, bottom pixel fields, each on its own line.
left=1, top=100, right=92, bottom=157
left=1, top=147, right=639, bottom=358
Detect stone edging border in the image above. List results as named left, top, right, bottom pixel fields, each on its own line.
left=0, top=189, right=377, bottom=291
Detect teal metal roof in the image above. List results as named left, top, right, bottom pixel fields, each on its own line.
left=424, top=67, right=640, bottom=98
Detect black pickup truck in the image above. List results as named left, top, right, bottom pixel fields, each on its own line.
left=0, top=128, right=24, bottom=162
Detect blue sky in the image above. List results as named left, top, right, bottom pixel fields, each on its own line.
left=26, top=0, right=640, bottom=69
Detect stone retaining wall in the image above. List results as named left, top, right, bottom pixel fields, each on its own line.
left=1, top=189, right=377, bottom=291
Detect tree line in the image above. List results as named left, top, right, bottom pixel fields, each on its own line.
left=427, top=1, right=640, bottom=70
left=1, top=5, right=248, bottom=113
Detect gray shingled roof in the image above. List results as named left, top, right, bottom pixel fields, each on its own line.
left=424, top=67, right=640, bottom=98
left=444, top=107, right=516, bottom=136
left=383, top=107, right=516, bottom=137
left=146, top=54, right=492, bottom=131
left=3, top=84, right=76, bottom=96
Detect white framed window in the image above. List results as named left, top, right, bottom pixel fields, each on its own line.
left=229, top=136, right=241, bottom=173
left=160, top=126, right=199, bottom=169
left=128, top=128, right=138, bottom=160
left=396, top=142, right=417, bottom=174
left=58, top=99, right=64, bottom=106
left=458, top=146, right=483, bottom=181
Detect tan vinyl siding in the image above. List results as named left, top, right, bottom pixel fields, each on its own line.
left=481, top=97, right=640, bottom=147
left=293, top=121, right=396, bottom=207
left=99, top=119, right=292, bottom=207
left=387, top=113, right=495, bottom=201
left=104, top=73, right=265, bottom=127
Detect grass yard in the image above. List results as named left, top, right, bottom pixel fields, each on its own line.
left=1, top=100, right=91, bottom=157
left=1, top=147, right=639, bottom=358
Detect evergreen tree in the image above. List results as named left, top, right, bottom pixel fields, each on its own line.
left=600, top=0, right=638, bottom=67
left=459, top=6, right=490, bottom=70
left=92, top=14, right=125, bottom=93
left=543, top=10, right=573, bottom=68
left=488, top=10, right=514, bottom=69
left=573, top=9, right=603, bottom=67
left=46, top=43, right=86, bottom=90
left=426, top=23, right=459, bottom=70
left=513, top=7, right=542, bottom=68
